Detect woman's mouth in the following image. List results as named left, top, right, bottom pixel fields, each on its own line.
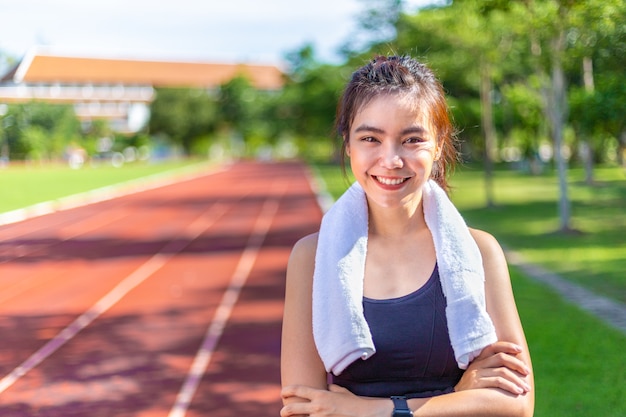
left=374, top=176, right=409, bottom=186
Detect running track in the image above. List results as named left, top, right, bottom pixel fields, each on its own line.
left=0, top=161, right=324, bottom=416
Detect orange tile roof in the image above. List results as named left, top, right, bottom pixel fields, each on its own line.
left=13, top=53, right=284, bottom=90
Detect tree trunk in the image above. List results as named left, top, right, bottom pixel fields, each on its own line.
left=0, top=139, right=8, bottom=164
left=550, top=29, right=572, bottom=233
left=581, top=56, right=595, bottom=185
left=580, top=141, right=594, bottom=185
left=618, top=131, right=626, bottom=167
left=524, top=0, right=575, bottom=233
left=480, top=59, right=496, bottom=208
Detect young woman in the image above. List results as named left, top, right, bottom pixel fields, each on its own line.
left=281, top=55, right=534, bottom=417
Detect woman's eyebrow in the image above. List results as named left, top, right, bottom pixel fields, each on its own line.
left=353, top=124, right=385, bottom=134
left=402, top=126, right=427, bottom=135
left=353, top=125, right=427, bottom=135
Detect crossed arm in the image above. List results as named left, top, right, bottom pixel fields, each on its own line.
left=280, top=231, right=534, bottom=417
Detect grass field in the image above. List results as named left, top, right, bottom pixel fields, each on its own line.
left=0, top=159, right=210, bottom=214
left=449, top=165, right=626, bottom=305
left=510, top=266, right=625, bottom=416
left=314, top=162, right=626, bottom=417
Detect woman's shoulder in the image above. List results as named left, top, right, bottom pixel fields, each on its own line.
left=468, top=228, right=504, bottom=255
left=468, top=227, right=507, bottom=268
left=287, top=232, right=319, bottom=273
left=468, top=227, right=511, bottom=290
left=291, top=232, right=319, bottom=256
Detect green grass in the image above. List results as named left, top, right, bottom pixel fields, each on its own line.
left=314, top=162, right=626, bottom=417
left=0, top=159, right=210, bottom=213
left=511, top=267, right=626, bottom=416
left=449, top=165, right=626, bottom=304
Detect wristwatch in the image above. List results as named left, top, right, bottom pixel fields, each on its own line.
left=391, top=395, right=412, bottom=417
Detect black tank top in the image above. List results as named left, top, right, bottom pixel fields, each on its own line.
left=331, top=265, right=464, bottom=398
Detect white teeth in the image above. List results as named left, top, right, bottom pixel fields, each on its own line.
left=376, top=176, right=406, bottom=185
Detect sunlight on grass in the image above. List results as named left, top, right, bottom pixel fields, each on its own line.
left=511, top=267, right=626, bottom=417
left=450, top=164, right=626, bottom=304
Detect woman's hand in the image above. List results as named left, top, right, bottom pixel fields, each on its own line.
left=455, top=341, right=531, bottom=396
left=280, top=384, right=390, bottom=417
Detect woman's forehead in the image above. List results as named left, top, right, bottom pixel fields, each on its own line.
left=352, top=93, right=430, bottom=125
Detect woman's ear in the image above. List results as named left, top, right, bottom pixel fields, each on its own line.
left=434, top=144, right=442, bottom=161
left=344, top=136, right=350, bottom=157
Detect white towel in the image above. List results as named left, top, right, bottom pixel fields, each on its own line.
left=312, top=180, right=497, bottom=376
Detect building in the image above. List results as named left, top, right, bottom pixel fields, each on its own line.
left=0, top=48, right=284, bottom=133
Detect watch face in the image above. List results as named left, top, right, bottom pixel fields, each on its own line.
left=393, top=410, right=413, bottom=417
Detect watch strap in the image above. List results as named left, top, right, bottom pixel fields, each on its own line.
left=391, top=395, right=412, bottom=416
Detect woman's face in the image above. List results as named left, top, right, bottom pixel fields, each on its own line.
left=346, top=93, right=439, bottom=210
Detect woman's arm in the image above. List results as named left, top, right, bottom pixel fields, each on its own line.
left=281, top=233, right=394, bottom=416
left=400, top=230, right=534, bottom=417
left=281, top=230, right=534, bottom=417
left=471, top=228, right=534, bottom=401
left=280, top=234, right=328, bottom=401
left=414, top=229, right=535, bottom=415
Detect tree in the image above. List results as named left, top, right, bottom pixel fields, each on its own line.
left=500, top=81, right=546, bottom=172
left=511, top=0, right=623, bottom=233
left=1, top=102, right=82, bottom=161
left=217, top=75, right=256, bottom=138
left=592, top=75, right=626, bottom=166
left=149, top=88, right=218, bottom=155
left=545, top=1, right=573, bottom=233
left=340, top=0, right=405, bottom=58
left=567, top=0, right=626, bottom=174
left=278, top=44, right=347, bottom=159
left=393, top=0, right=516, bottom=207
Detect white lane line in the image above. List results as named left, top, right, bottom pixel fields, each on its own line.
left=0, top=203, right=229, bottom=395
left=168, top=184, right=285, bottom=417
left=0, top=162, right=228, bottom=227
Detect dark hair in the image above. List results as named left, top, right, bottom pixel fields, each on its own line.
left=335, top=55, right=458, bottom=192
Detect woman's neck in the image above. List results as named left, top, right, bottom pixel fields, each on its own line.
left=367, top=196, right=427, bottom=238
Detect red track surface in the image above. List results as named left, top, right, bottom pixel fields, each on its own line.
left=0, top=161, right=323, bottom=417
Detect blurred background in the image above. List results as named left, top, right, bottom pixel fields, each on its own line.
left=0, top=0, right=624, bottom=415
left=0, top=0, right=623, bottom=179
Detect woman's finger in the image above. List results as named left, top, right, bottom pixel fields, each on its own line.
left=477, top=341, right=522, bottom=359
left=280, top=402, right=310, bottom=417
left=471, top=365, right=532, bottom=394
left=476, top=351, right=530, bottom=376
left=500, top=353, right=531, bottom=376
left=482, top=374, right=531, bottom=395
left=281, top=384, right=315, bottom=400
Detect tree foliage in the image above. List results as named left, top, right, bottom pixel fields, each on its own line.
left=148, top=87, right=218, bottom=155
left=1, top=102, right=82, bottom=160
left=1, top=0, right=623, bottom=170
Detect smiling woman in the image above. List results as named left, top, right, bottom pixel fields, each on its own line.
left=345, top=94, right=439, bottom=209
left=280, top=55, right=534, bottom=417
left=335, top=57, right=457, bottom=194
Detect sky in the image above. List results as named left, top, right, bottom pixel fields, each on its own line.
left=0, top=0, right=440, bottom=68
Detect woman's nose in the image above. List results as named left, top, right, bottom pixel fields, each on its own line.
left=380, top=148, right=404, bottom=169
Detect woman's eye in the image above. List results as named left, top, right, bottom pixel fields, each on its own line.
left=405, top=137, right=425, bottom=144
left=361, top=136, right=378, bottom=143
